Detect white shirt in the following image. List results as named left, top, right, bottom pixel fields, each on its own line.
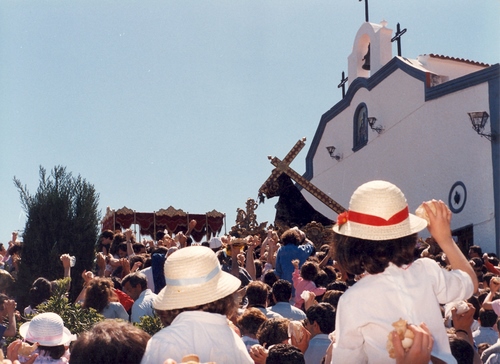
left=130, top=289, right=156, bottom=323
left=473, top=326, right=499, bottom=346
left=141, top=311, right=253, bottom=364
left=269, top=302, right=307, bottom=321
left=140, top=266, right=155, bottom=292
left=101, top=302, right=129, bottom=321
left=332, top=258, right=473, bottom=364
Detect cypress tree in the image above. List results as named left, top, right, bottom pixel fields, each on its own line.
left=13, top=166, right=100, bottom=307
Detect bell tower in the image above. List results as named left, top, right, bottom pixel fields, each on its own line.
left=347, top=21, right=393, bottom=85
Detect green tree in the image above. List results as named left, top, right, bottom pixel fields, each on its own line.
left=13, top=166, right=100, bottom=307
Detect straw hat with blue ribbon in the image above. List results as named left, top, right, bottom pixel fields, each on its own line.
left=153, top=245, right=241, bottom=310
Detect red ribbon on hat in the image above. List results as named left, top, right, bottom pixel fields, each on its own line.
left=338, top=206, right=409, bottom=227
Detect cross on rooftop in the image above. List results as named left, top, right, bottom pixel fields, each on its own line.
left=359, top=0, right=369, bottom=22
left=391, top=23, right=407, bottom=57
left=338, top=71, right=348, bottom=98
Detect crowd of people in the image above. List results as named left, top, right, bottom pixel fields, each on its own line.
left=0, top=179, right=498, bottom=363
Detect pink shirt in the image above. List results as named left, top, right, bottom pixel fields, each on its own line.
left=292, top=268, right=326, bottom=309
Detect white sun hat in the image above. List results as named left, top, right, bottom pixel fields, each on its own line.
left=153, top=245, right=241, bottom=310
left=19, top=312, right=76, bottom=346
left=333, top=180, right=427, bottom=241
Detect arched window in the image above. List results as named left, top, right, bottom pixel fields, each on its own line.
left=353, top=103, right=368, bottom=151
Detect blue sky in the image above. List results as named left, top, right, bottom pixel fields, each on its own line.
left=1, top=0, right=499, bottom=243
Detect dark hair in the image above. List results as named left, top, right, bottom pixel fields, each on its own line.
left=7, top=242, right=22, bottom=256
left=156, top=230, right=166, bottom=241
left=266, top=343, right=305, bottom=364
left=300, top=261, right=320, bottom=281
left=246, top=281, right=270, bottom=306
left=483, top=273, right=495, bottom=287
left=122, top=272, right=148, bottom=291
left=257, top=318, right=289, bottom=348
left=469, top=245, right=483, bottom=256
left=280, top=229, right=302, bottom=246
left=321, top=290, right=344, bottom=309
left=37, top=345, right=65, bottom=360
left=272, top=280, right=292, bottom=303
left=118, top=242, right=128, bottom=253
left=322, top=266, right=338, bottom=283
left=110, top=233, right=126, bottom=256
left=449, top=336, right=475, bottom=364
left=129, top=255, right=145, bottom=270
left=28, top=277, right=52, bottom=309
left=467, top=295, right=481, bottom=320
left=132, top=243, right=146, bottom=254
left=263, top=270, right=279, bottom=289
left=70, top=320, right=150, bottom=364
left=100, top=230, right=114, bottom=240
left=83, top=277, right=116, bottom=313
left=156, top=292, right=238, bottom=327
left=314, top=270, right=329, bottom=288
left=332, top=233, right=417, bottom=275
left=237, top=307, right=267, bottom=336
left=479, top=308, right=498, bottom=327
left=306, top=303, right=336, bottom=334
left=471, top=257, right=483, bottom=268
left=326, top=280, right=348, bottom=292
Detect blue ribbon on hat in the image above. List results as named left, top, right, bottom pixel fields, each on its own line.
left=165, top=264, right=220, bottom=286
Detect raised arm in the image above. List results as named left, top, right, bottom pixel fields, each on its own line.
left=482, top=278, right=500, bottom=310
left=424, top=200, right=478, bottom=293
left=125, top=229, right=135, bottom=257
left=245, top=236, right=257, bottom=281
left=3, top=299, right=17, bottom=337
left=267, top=232, right=278, bottom=268
left=451, top=304, right=481, bottom=364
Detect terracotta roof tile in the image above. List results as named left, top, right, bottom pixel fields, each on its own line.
left=426, top=54, right=490, bottom=67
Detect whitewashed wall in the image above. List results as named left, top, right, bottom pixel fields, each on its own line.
left=303, top=69, right=495, bottom=252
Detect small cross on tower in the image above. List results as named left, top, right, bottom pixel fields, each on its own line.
left=359, top=0, right=369, bottom=22
left=391, top=23, right=407, bottom=57
left=338, top=71, right=348, bottom=99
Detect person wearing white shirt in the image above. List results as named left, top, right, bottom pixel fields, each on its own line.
left=269, top=279, right=307, bottom=321
left=303, top=303, right=335, bottom=364
left=122, top=272, right=156, bottom=323
left=141, top=246, right=253, bottom=364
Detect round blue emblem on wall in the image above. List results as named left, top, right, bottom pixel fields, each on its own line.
left=448, top=181, right=467, bottom=213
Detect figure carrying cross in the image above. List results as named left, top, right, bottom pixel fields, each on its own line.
left=259, top=138, right=346, bottom=215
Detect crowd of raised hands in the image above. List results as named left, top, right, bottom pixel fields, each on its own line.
left=2, top=218, right=497, bottom=364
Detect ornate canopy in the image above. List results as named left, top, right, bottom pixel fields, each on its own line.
left=101, top=206, right=225, bottom=242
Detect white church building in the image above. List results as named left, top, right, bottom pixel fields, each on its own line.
left=302, top=21, right=500, bottom=254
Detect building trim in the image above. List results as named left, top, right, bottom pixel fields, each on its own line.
left=489, top=69, right=500, bottom=254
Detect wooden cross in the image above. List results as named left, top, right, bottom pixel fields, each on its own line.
left=359, top=0, right=369, bottom=22
left=259, top=137, right=346, bottom=214
left=391, top=23, right=407, bottom=57
left=338, top=71, right=348, bottom=98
